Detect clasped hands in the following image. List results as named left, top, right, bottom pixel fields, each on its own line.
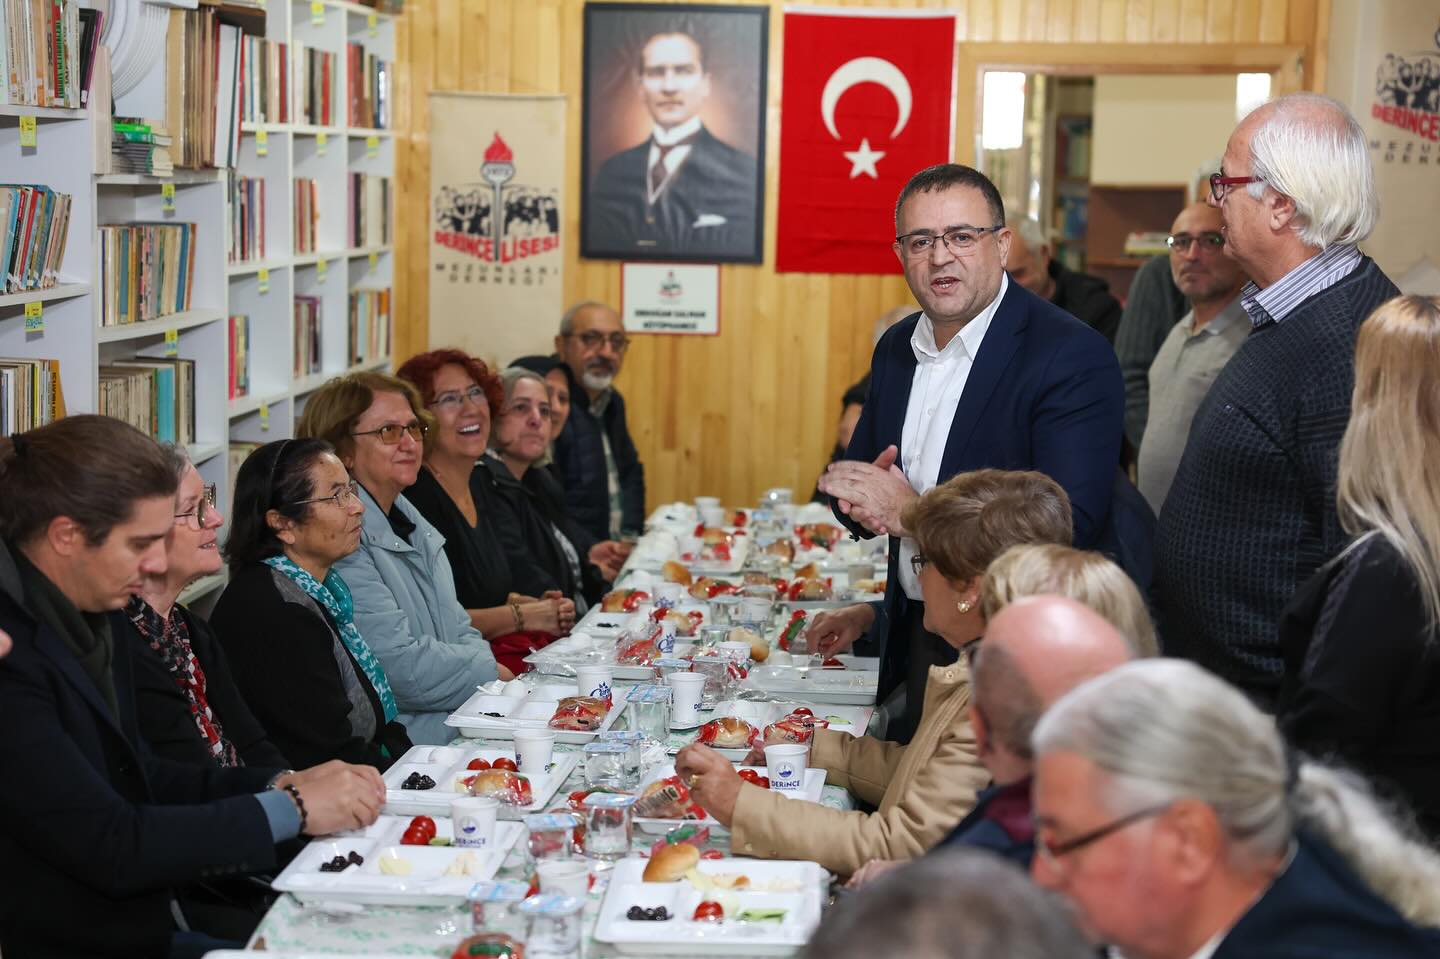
left=817, top=445, right=917, bottom=538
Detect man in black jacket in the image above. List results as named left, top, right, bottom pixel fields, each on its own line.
left=1006, top=216, right=1124, bottom=344
left=552, top=301, right=646, bottom=542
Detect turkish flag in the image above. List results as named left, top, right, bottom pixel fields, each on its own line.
left=776, top=11, right=957, bottom=274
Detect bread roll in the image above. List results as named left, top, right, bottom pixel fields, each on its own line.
left=643, top=842, right=700, bottom=881
left=663, top=560, right=693, bottom=586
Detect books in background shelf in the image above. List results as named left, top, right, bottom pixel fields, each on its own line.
left=0, top=185, right=74, bottom=293
left=293, top=42, right=337, bottom=127
left=98, top=358, right=196, bottom=445
left=165, top=7, right=243, bottom=168
left=0, top=357, right=64, bottom=436
left=348, top=288, right=390, bottom=365
left=0, top=0, right=88, bottom=108
left=346, top=42, right=389, bottom=129
left=228, top=314, right=249, bottom=399
left=228, top=173, right=265, bottom=263
left=240, top=35, right=288, bottom=123
left=110, top=118, right=174, bottom=177
left=293, top=294, right=321, bottom=378
left=228, top=440, right=261, bottom=500
left=294, top=177, right=317, bottom=254
left=346, top=173, right=390, bottom=248
left=98, top=222, right=197, bottom=327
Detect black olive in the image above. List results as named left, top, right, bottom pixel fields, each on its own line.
left=654, top=906, right=669, bottom=920
left=347, top=851, right=364, bottom=865
left=627, top=906, right=645, bottom=920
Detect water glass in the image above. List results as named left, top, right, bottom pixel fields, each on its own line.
left=690, top=656, right=732, bottom=707
left=599, top=730, right=645, bottom=787
left=697, top=624, right=731, bottom=652
left=524, top=813, right=578, bottom=862
left=582, top=792, right=636, bottom=861
left=625, top=683, right=672, bottom=742
left=520, top=894, right=584, bottom=959
left=709, top=595, right=742, bottom=626
left=582, top=742, right=630, bottom=791
left=468, top=879, right=530, bottom=938
left=762, top=487, right=794, bottom=506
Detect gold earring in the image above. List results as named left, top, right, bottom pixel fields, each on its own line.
left=957, top=598, right=974, bottom=614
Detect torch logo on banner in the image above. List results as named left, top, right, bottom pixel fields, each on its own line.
left=433, top=131, right=562, bottom=267
left=481, top=134, right=516, bottom=258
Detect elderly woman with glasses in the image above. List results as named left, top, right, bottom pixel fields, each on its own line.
left=296, top=371, right=510, bottom=746
left=109, top=447, right=288, bottom=770
left=212, top=438, right=412, bottom=769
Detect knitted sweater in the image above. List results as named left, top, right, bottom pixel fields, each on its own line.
left=1154, top=256, right=1397, bottom=707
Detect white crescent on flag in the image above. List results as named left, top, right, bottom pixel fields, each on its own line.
left=820, top=56, right=913, bottom=141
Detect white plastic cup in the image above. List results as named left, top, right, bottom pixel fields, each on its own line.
left=513, top=731, right=556, bottom=777
left=717, top=640, right=752, bottom=663
left=740, top=597, right=773, bottom=624
left=699, top=505, right=725, bottom=528
left=653, top=582, right=684, bottom=605
left=664, top=672, right=706, bottom=729
left=537, top=859, right=591, bottom=899
left=764, top=744, right=809, bottom=793
left=451, top=796, right=500, bottom=849
left=694, top=496, right=721, bottom=512
left=574, top=666, right=614, bottom=705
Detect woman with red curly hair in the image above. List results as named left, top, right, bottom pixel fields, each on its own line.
left=397, top=349, right=573, bottom=674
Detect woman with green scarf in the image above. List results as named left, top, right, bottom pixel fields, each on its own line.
left=213, top=438, right=412, bottom=770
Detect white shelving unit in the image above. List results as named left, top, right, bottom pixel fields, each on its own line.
left=1, top=1, right=397, bottom=608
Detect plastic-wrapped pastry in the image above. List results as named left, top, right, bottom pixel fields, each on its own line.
left=548, top=695, right=610, bottom=732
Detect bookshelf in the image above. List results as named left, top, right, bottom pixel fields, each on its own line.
left=1, top=0, right=397, bottom=608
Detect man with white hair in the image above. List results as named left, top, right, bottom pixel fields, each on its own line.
left=1006, top=216, right=1123, bottom=344
left=1030, top=659, right=1440, bottom=957
left=1155, top=94, right=1400, bottom=710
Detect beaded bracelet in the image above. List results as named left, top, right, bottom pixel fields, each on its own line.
left=283, top=783, right=308, bottom=834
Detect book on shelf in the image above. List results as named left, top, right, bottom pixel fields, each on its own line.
left=227, top=173, right=265, bottom=263
left=98, top=222, right=198, bottom=327
left=240, top=35, right=287, bottom=123
left=293, top=294, right=321, bottom=378
left=1, top=0, right=92, bottom=108
left=165, top=7, right=243, bottom=168
left=228, top=313, right=249, bottom=399
left=293, top=42, right=337, bottom=127
left=293, top=177, right=317, bottom=254
left=0, top=357, right=64, bottom=437
left=228, top=440, right=261, bottom=497
left=348, top=288, right=390, bottom=366
left=0, top=184, right=73, bottom=293
left=346, top=173, right=390, bottom=248
left=110, top=118, right=175, bottom=177
left=98, top=357, right=196, bottom=445
left=346, top=42, right=389, bottom=129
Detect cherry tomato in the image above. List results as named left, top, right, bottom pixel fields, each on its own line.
left=737, top=769, right=760, bottom=784
left=791, top=707, right=813, bottom=717
left=467, top=758, right=491, bottom=771
left=492, top=757, right=518, bottom=772
left=409, top=816, right=437, bottom=840
left=401, top=828, right=429, bottom=846
left=694, top=523, right=707, bottom=537
left=700, top=849, right=724, bottom=860
left=693, top=901, right=724, bottom=922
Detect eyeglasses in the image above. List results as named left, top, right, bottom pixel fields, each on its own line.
left=504, top=397, right=553, bottom=421
left=1167, top=231, right=1225, bottom=252
left=895, top=225, right=1004, bottom=259
left=566, top=331, right=630, bottom=352
left=292, top=479, right=362, bottom=510
left=174, top=483, right=218, bottom=531
left=429, top=386, right=488, bottom=411
left=351, top=421, right=427, bottom=445
left=909, top=553, right=928, bottom=578
left=1034, top=802, right=1172, bottom=870
left=1209, top=172, right=1263, bottom=201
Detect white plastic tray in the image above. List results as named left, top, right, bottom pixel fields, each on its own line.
left=524, top=631, right=700, bottom=682
left=381, top=743, right=579, bottom=818
left=633, top=762, right=826, bottom=835
left=271, top=815, right=524, bottom=905
left=445, top=681, right=627, bottom=743
left=740, top=656, right=881, bottom=705
left=593, top=857, right=827, bottom=954
left=666, top=701, right=874, bottom=759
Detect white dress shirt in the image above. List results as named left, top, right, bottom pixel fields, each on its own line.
left=646, top=116, right=702, bottom=204
left=896, top=274, right=1008, bottom=600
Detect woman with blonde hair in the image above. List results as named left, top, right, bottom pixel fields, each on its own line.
left=981, top=543, right=1158, bottom=657
left=1277, top=294, right=1440, bottom=838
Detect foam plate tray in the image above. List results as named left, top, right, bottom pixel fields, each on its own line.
left=381, top=743, right=578, bottom=818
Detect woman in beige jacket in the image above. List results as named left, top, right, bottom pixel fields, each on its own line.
left=675, top=469, right=1074, bottom=876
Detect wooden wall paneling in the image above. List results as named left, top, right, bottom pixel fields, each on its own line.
left=1232, top=0, right=1263, bottom=43
left=1123, top=0, right=1152, bottom=42
left=1177, top=0, right=1207, bottom=41
left=1149, top=0, right=1180, bottom=41
left=1206, top=0, right=1236, bottom=43
left=1072, top=0, right=1102, bottom=42
left=1258, top=0, right=1290, bottom=43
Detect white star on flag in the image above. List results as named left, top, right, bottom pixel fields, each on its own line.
left=843, top=138, right=886, bottom=179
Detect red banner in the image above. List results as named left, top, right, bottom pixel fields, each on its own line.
left=776, top=11, right=957, bottom=274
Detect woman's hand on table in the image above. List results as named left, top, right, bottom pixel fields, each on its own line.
left=806, top=604, right=876, bottom=656
left=286, top=762, right=386, bottom=836
left=522, top=595, right=576, bottom=634
left=675, top=743, right=743, bottom=828
left=589, top=540, right=630, bottom=571
left=846, top=858, right=904, bottom=889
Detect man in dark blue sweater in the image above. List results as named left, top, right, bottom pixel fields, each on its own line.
left=1155, top=93, right=1398, bottom=709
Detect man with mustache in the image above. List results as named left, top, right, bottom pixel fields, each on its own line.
left=551, top=301, right=646, bottom=543
left=1135, top=202, right=1247, bottom=514
left=585, top=27, right=759, bottom=259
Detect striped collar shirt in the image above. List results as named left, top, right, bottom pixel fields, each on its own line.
left=1240, top=243, right=1363, bottom=328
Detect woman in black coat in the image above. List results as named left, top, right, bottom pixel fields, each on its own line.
left=1277, top=295, right=1440, bottom=838
left=213, top=439, right=411, bottom=771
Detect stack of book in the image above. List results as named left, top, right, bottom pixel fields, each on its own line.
left=293, top=42, right=337, bottom=127
left=346, top=42, right=389, bottom=129
left=1, top=0, right=102, bottom=108
left=348, top=288, right=390, bottom=366
left=228, top=314, right=249, bottom=399
left=346, top=173, right=391, bottom=248
left=165, top=7, right=243, bottom=168
left=228, top=173, right=266, bottom=263
left=294, top=295, right=321, bottom=377
left=0, top=357, right=64, bottom=437
left=110, top=118, right=175, bottom=177
left=1, top=185, right=73, bottom=293
left=240, top=36, right=288, bottom=124
left=98, top=223, right=197, bottom=327
left=98, top=358, right=196, bottom=445
left=294, top=178, right=318, bottom=254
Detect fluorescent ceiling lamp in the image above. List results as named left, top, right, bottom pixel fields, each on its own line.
left=1236, top=73, right=1272, bottom=121
left=982, top=71, right=1027, bottom=151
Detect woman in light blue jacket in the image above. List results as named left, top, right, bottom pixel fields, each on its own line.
left=298, top=371, right=512, bottom=744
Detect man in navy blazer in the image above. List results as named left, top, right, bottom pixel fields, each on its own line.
left=817, top=164, right=1123, bottom=742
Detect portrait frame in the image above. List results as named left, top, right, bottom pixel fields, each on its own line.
left=580, top=2, right=769, bottom=264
